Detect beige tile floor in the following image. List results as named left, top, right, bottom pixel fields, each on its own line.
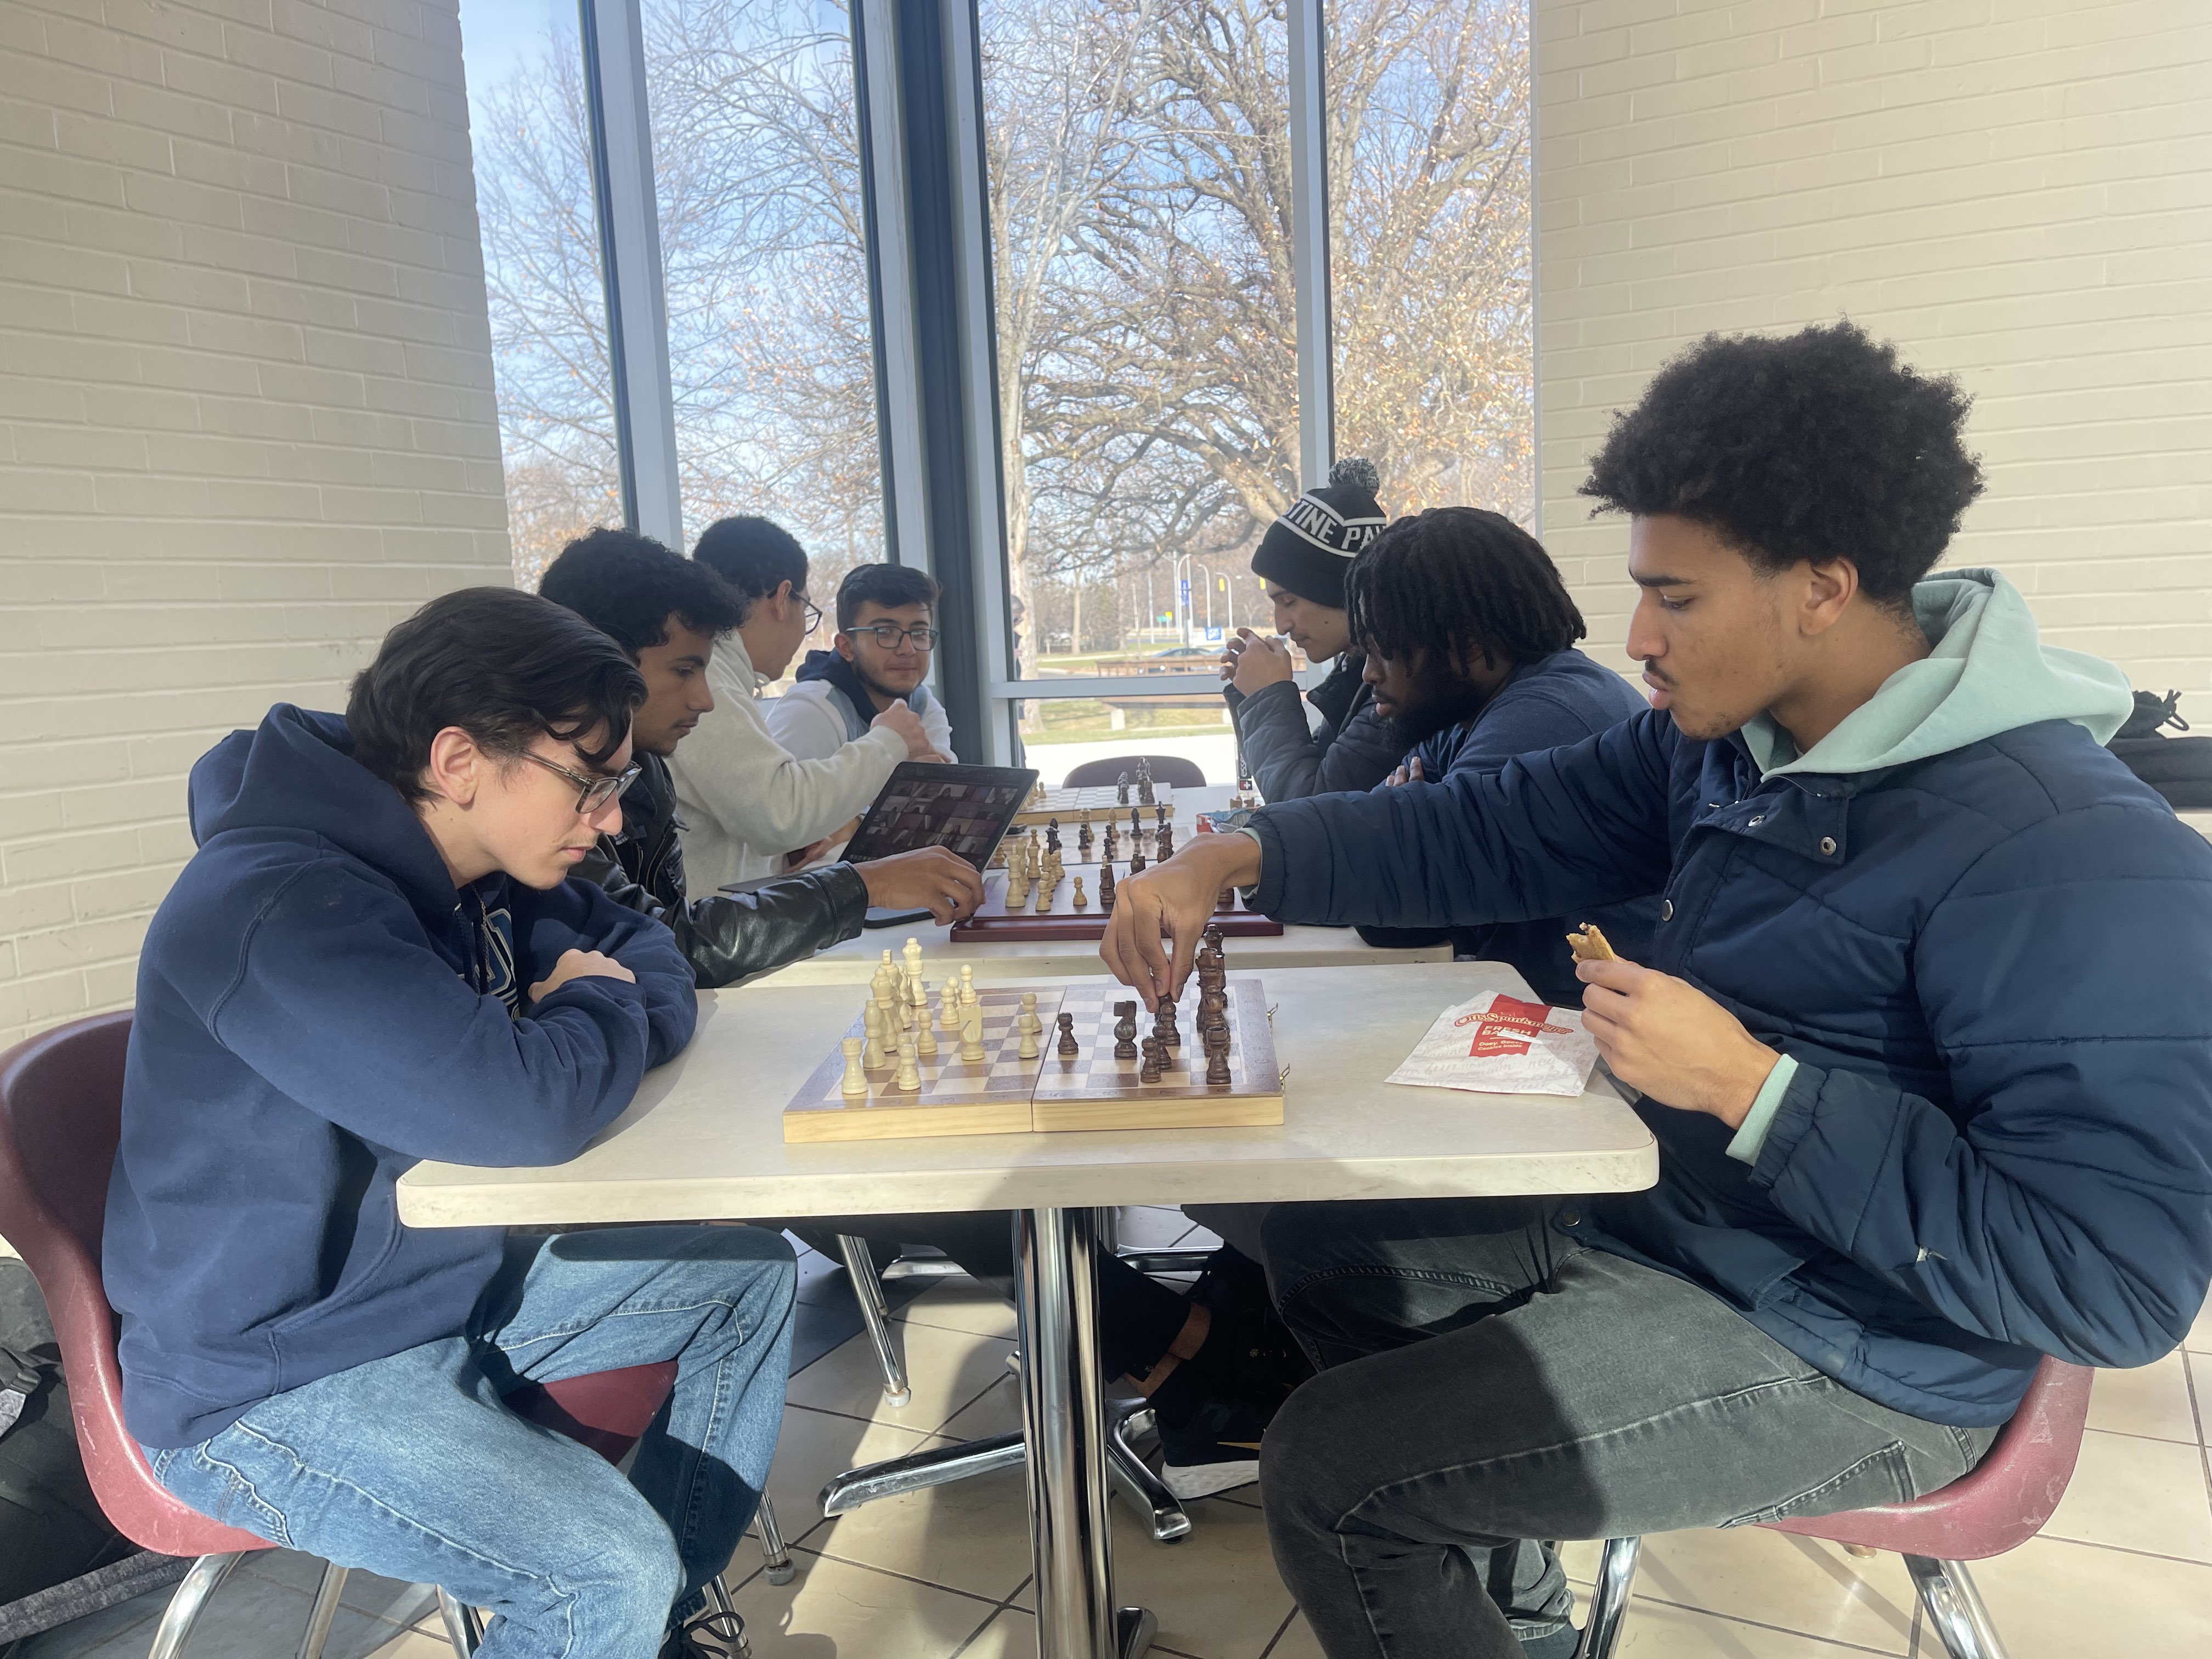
left=23, top=1215, right=2212, bottom=1659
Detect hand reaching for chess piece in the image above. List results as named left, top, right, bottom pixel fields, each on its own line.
left=1098, top=830, right=1262, bottom=1009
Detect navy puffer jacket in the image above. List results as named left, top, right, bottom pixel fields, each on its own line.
left=1249, top=709, right=2212, bottom=1425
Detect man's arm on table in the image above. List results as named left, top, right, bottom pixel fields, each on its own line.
left=1102, top=713, right=1679, bottom=1002
left=203, top=864, right=691, bottom=1167
left=1742, top=807, right=2212, bottom=1368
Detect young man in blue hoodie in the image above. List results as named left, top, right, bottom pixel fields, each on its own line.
left=1102, top=323, right=2212, bottom=1659
left=105, top=588, right=798, bottom=1659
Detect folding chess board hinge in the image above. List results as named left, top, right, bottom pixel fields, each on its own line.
left=1277, top=1065, right=1291, bottom=1087
left=1267, top=1003, right=1279, bottom=1023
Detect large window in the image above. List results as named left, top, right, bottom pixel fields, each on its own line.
left=461, top=0, right=622, bottom=587
left=979, top=0, right=1299, bottom=781
left=1330, top=0, right=1533, bottom=523
left=644, top=0, right=885, bottom=608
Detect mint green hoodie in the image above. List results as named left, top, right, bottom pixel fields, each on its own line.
left=1728, top=568, right=2135, bottom=1161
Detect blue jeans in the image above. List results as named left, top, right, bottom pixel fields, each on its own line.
left=147, top=1224, right=797, bottom=1659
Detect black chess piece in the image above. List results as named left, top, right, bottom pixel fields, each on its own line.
left=1198, top=986, right=1227, bottom=1033
left=1137, top=757, right=1155, bottom=806
left=1116, top=770, right=1130, bottom=805
left=1130, top=805, right=1142, bottom=838
left=1154, top=996, right=1180, bottom=1050
left=1078, top=821, right=1093, bottom=854
left=1204, top=1025, right=1232, bottom=1086
left=1113, top=1001, right=1139, bottom=1059
left=1155, top=803, right=1168, bottom=827
left=1098, top=863, right=1116, bottom=913
left=1128, top=851, right=1146, bottom=876
left=1157, top=826, right=1173, bottom=859
left=1139, top=1036, right=1163, bottom=1084
left=1203, top=923, right=1225, bottom=955
left=1103, top=825, right=1118, bottom=860
left=1057, top=1012, right=1079, bottom=1056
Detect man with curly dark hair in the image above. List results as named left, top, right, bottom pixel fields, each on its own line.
left=1104, top=322, right=2212, bottom=1659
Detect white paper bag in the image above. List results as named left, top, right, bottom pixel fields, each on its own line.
left=1386, top=991, right=1599, bottom=1098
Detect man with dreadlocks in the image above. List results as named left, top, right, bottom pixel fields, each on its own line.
left=1344, top=506, right=1661, bottom=1002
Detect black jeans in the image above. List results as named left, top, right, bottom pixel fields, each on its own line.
left=1255, top=1198, right=1996, bottom=1659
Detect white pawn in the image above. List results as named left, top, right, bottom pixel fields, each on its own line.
left=862, top=1001, right=888, bottom=1068
left=872, top=982, right=899, bottom=1038
left=1034, top=876, right=1053, bottom=913
left=960, top=1000, right=986, bottom=1063
left=908, top=974, right=929, bottom=1037
left=1017, top=991, right=1041, bottom=1059
left=894, top=1031, right=922, bottom=1092
left=960, top=965, right=978, bottom=1007
left=940, top=982, right=961, bottom=1032
left=916, top=1007, right=938, bottom=1058
left=840, top=1036, right=868, bottom=1097
left=903, top=935, right=924, bottom=984
left=1073, top=877, right=1088, bottom=911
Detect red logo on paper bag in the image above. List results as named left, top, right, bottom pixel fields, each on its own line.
left=1454, top=994, right=1572, bottom=1058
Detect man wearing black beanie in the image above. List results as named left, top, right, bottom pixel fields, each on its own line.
left=1221, top=458, right=1402, bottom=799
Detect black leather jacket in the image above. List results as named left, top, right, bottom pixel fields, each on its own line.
left=576, top=752, right=868, bottom=989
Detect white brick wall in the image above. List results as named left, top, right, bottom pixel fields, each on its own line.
left=1536, top=0, right=2212, bottom=695
left=0, top=0, right=511, bottom=1047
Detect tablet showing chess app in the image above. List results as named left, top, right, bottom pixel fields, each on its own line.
left=842, top=761, right=1040, bottom=871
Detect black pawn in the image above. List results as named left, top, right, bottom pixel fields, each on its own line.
left=1128, top=852, right=1146, bottom=876
left=1113, top=1001, right=1139, bottom=1059
left=1116, top=771, right=1130, bottom=805
left=1154, top=996, right=1180, bottom=1050
left=1139, top=1036, right=1163, bottom=1084
left=1158, top=826, right=1174, bottom=859
left=1099, top=863, right=1116, bottom=913
left=1057, top=1012, right=1079, bottom=1056
left=1204, top=1025, right=1232, bottom=1086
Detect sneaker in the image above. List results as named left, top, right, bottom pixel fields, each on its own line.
left=661, top=1604, right=747, bottom=1659
left=1156, top=1388, right=1273, bottom=1499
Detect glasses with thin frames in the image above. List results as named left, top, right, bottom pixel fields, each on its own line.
left=794, top=592, right=823, bottom=631
left=853, top=623, right=938, bottom=650
left=518, top=750, right=640, bottom=814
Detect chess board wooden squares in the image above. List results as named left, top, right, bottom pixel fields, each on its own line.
left=1009, top=784, right=1173, bottom=827
left=782, top=988, right=1044, bottom=1143
left=949, top=866, right=1282, bottom=942
left=1029, top=977, right=1283, bottom=1133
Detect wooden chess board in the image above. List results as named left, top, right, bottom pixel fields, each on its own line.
left=1029, top=978, right=1283, bottom=1133
left=782, top=988, right=1040, bottom=1142
left=781, top=976, right=1283, bottom=1141
left=1010, top=785, right=1173, bottom=827
left=949, top=861, right=1283, bottom=942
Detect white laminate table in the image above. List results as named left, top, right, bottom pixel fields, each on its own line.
left=397, top=963, right=1655, bottom=1659
left=749, top=783, right=1453, bottom=986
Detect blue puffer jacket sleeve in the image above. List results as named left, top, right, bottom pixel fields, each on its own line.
left=1748, top=802, right=2212, bottom=1369
left=1250, top=710, right=1679, bottom=928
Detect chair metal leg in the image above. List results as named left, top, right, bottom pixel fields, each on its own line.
left=755, top=1489, right=796, bottom=1585
left=1907, top=1555, right=2012, bottom=1659
left=836, top=1233, right=912, bottom=1406
left=692, top=1575, right=751, bottom=1658
left=295, top=1562, right=348, bottom=1659
left=145, top=1553, right=245, bottom=1659
left=436, top=1587, right=483, bottom=1655
left=1574, top=1537, right=1641, bottom=1659
left=1106, top=1400, right=1192, bottom=1544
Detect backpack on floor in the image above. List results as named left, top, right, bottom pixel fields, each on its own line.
left=0, top=1261, right=184, bottom=1642
left=2107, top=690, right=2212, bottom=811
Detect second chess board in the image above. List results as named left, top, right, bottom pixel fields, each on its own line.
left=949, top=864, right=1283, bottom=941
left=783, top=976, right=1283, bottom=1142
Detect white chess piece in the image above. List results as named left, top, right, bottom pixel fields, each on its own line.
left=840, top=1036, right=868, bottom=1097
left=916, top=1006, right=938, bottom=1058
left=940, top=983, right=961, bottom=1032
left=1016, top=991, right=1040, bottom=1059
left=1073, top=877, right=1088, bottom=910
left=960, top=1001, right=986, bottom=1063
left=903, top=936, right=924, bottom=984
left=1034, top=875, right=1052, bottom=913
left=894, top=1031, right=922, bottom=1092
left=908, top=973, right=929, bottom=1037
left=862, top=1002, right=888, bottom=1068
left=960, top=966, right=978, bottom=1007
left=871, top=983, right=898, bottom=1039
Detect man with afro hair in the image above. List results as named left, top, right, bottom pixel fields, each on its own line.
left=1104, top=321, right=2212, bottom=1659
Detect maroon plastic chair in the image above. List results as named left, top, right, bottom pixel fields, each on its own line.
left=1575, top=1356, right=2095, bottom=1659
left=0, top=1012, right=786, bottom=1658
left=1062, top=754, right=1207, bottom=789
